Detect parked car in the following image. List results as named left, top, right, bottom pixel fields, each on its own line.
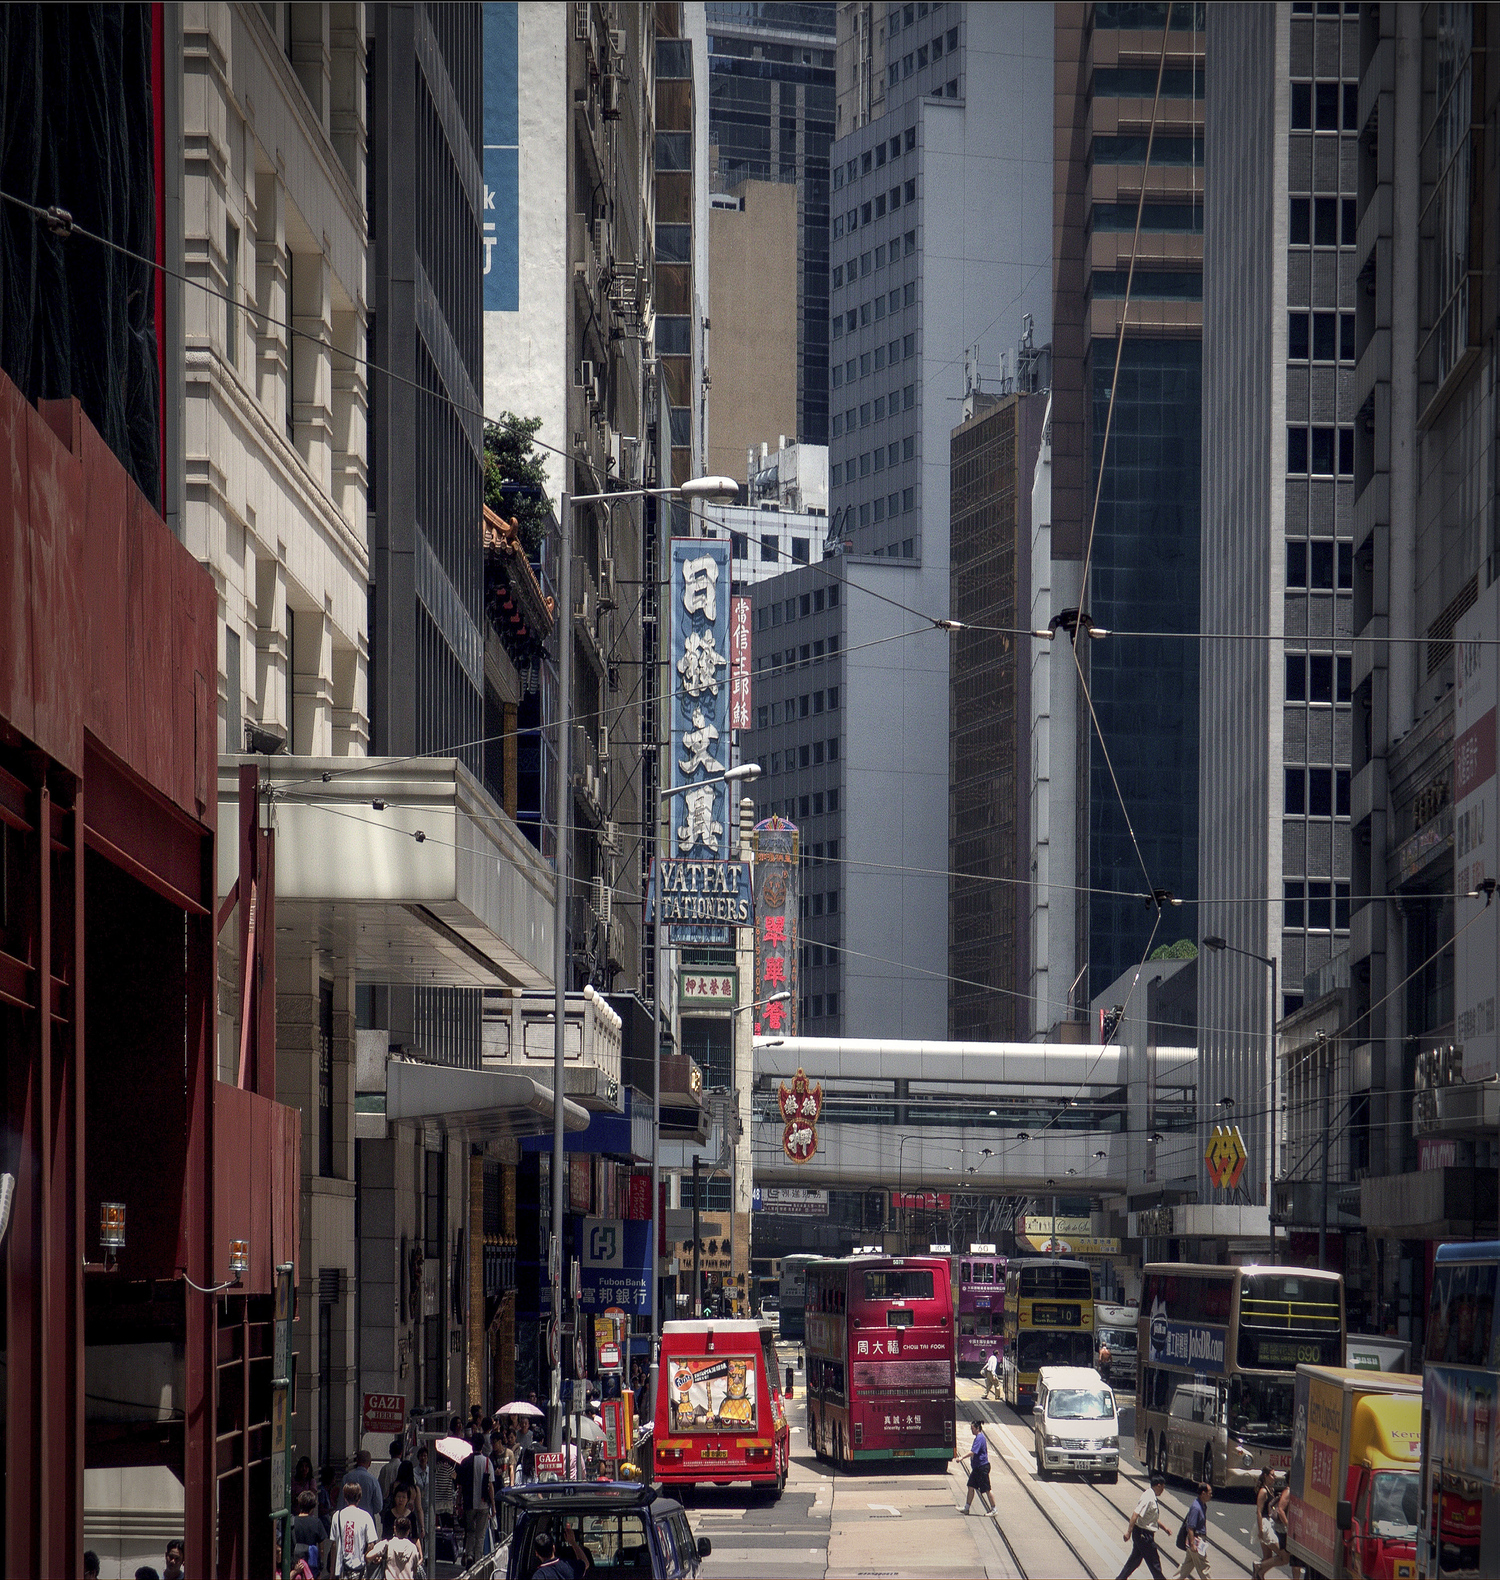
left=1032, top=1364, right=1120, bottom=1483
left=495, top=1481, right=710, bottom=1579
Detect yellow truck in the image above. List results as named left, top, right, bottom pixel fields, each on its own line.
left=1287, top=1365, right=1421, bottom=1580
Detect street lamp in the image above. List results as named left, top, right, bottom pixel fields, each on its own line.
left=548, top=471, right=738, bottom=1441
left=1203, top=934, right=1279, bottom=1260
left=645, top=757, right=760, bottom=1406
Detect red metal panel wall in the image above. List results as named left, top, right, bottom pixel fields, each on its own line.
left=213, top=1082, right=302, bottom=1296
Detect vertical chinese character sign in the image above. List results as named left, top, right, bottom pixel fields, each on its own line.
left=753, top=816, right=799, bottom=1036
left=672, top=539, right=732, bottom=857
left=730, top=595, right=752, bottom=731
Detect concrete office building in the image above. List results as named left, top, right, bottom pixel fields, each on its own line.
left=706, top=1, right=837, bottom=450
left=1197, top=1, right=1360, bottom=1247
left=701, top=438, right=832, bottom=593
left=177, top=0, right=371, bottom=1487
left=948, top=389, right=1048, bottom=1042
left=1287, top=3, right=1500, bottom=1341
left=745, top=2, right=1053, bottom=1039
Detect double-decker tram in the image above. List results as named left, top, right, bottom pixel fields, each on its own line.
left=951, top=1251, right=1006, bottom=1374
left=1135, top=1263, right=1344, bottom=1490
left=1002, top=1258, right=1095, bottom=1410
left=805, top=1255, right=956, bottom=1465
left=778, top=1254, right=816, bottom=1343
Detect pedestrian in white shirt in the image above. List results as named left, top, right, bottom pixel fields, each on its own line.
left=330, top=1482, right=380, bottom=1577
left=1117, top=1473, right=1167, bottom=1580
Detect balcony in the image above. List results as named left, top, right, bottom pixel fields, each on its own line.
left=482, top=506, right=554, bottom=672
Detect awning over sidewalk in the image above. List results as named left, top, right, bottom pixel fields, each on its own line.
left=386, top=1060, right=591, bottom=1139
left=218, top=756, right=555, bottom=990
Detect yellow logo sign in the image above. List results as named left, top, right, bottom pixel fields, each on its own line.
left=1205, top=1124, right=1248, bottom=1189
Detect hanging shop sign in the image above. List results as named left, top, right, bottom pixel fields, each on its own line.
left=730, top=595, right=752, bottom=730
left=657, top=858, right=754, bottom=943
left=671, top=537, right=732, bottom=855
left=679, top=968, right=738, bottom=1010
left=1204, top=1123, right=1248, bottom=1190
left=753, top=816, right=798, bottom=1036
left=778, top=1068, right=822, bottom=1163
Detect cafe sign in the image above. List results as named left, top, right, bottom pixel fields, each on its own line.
left=778, top=1068, right=822, bottom=1163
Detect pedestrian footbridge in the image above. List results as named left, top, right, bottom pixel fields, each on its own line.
left=752, top=1036, right=1198, bottom=1196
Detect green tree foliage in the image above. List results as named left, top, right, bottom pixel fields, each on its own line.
left=1148, top=939, right=1198, bottom=961
left=484, top=413, right=552, bottom=560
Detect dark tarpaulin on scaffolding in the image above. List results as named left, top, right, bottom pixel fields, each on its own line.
left=0, top=4, right=161, bottom=508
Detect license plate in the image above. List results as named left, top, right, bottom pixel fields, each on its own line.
left=892, top=1449, right=914, bottom=1458
left=702, top=1449, right=729, bottom=1459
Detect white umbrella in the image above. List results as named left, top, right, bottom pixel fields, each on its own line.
left=573, top=1415, right=606, bottom=1444
left=433, top=1435, right=473, bottom=1465
left=498, top=1400, right=545, bottom=1418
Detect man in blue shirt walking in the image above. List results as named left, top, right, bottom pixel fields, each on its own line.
left=1176, top=1480, right=1213, bottom=1579
left=960, top=1419, right=995, bottom=1515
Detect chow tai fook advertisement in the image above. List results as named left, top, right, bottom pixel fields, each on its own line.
left=753, top=816, right=799, bottom=1036
left=668, top=1355, right=758, bottom=1432
left=1455, top=576, right=1499, bottom=1079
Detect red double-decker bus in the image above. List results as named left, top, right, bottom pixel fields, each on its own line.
left=805, top=1255, right=955, bottom=1465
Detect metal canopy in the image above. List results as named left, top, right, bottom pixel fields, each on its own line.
left=386, top=1060, right=592, bottom=1139
left=218, top=756, right=556, bottom=990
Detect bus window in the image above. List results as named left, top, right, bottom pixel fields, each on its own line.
left=959, top=1315, right=976, bottom=1335
left=974, top=1313, right=992, bottom=1336
left=961, top=1262, right=971, bottom=1284
left=983, top=1264, right=995, bottom=1285
left=864, top=1269, right=935, bottom=1301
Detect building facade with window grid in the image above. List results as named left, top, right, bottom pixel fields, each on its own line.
left=1199, top=1, right=1359, bottom=1226
left=706, top=2, right=837, bottom=445
left=797, top=0, right=1053, bottom=1039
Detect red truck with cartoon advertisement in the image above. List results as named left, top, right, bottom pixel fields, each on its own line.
left=651, top=1320, right=789, bottom=1496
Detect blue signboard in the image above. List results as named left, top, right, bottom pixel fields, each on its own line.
left=482, top=3, right=520, bottom=311
left=1146, top=1314, right=1228, bottom=1375
left=577, top=1217, right=653, bottom=1315
left=670, top=538, right=732, bottom=862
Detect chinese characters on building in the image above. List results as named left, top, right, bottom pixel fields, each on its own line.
left=730, top=595, right=751, bottom=731
left=671, top=540, right=732, bottom=861
left=753, top=815, right=799, bottom=1037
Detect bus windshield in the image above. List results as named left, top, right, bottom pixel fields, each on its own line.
left=1228, top=1374, right=1295, bottom=1446
left=1049, top=1387, right=1115, bottom=1420
left=865, top=1269, right=934, bottom=1302
left=1097, top=1327, right=1137, bottom=1353
left=1018, top=1330, right=1094, bottom=1370
left=1021, top=1265, right=1093, bottom=1299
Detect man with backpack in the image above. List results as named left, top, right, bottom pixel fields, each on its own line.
left=330, top=1482, right=379, bottom=1577
left=460, top=1433, right=495, bottom=1567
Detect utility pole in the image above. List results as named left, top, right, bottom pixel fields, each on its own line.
left=692, top=1154, right=702, bottom=1315
left=1317, top=1032, right=1331, bottom=1268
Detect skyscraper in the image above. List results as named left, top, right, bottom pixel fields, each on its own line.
left=1198, top=0, right=1360, bottom=1233
left=745, top=1, right=1053, bottom=1039
left=706, top=2, right=837, bottom=450
left=1030, top=1, right=1206, bottom=1033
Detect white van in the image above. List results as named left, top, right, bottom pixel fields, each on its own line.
left=1031, top=1365, right=1120, bottom=1483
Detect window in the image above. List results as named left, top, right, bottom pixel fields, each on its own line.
left=1288, top=427, right=1309, bottom=473
left=815, top=589, right=825, bottom=612
left=874, top=496, right=886, bottom=522
left=1344, top=82, right=1359, bottom=130
left=731, top=530, right=747, bottom=561
left=1290, top=198, right=1310, bottom=245
left=874, top=347, right=886, bottom=373
left=757, top=705, right=769, bottom=730
left=828, top=737, right=839, bottom=761
left=813, top=690, right=824, bottom=714
left=828, top=686, right=839, bottom=709
left=1310, top=539, right=1334, bottom=589
left=1313, top=311, right=1336, bottom=360
left=800, top=643, right=810, bottom=667
left=1291, top=81, right=1311, bottom=130
left=890, top=184, right=901, bottom=210
left=1337, top=543, right=1352, bottom=589
left=1337, top=769, right=1351, bottom=816
left=1315, top=81, right=1339, bottom=129
left=1289, top=312, right=1309, bottom=359
left=799, top=693, right=810, bottom=719
left=813, top=741, right=825, bottom=765
left=829, top=584, right=840, bottom=608
left=1342, top=198, right=1357, bottom=246
left=847, top=358, right=857, bottom=381
left=225, top=219, right=239, bottom=369
left=917, top=43, right=928, bottom=66
left=1341, top=313, right=1356, bottom=360
left=902, top=485, right=915, bottom=509
left=904, top=282, right=915, bottom=305
left=904, top=178, right=916, bottom=203
left=889, top=492, right=899, bottom=516
left=876, top=142, right=887, bottom=168
left=947, top=26, right=958, bottom=48
left=903, top=436, right=915, bottom=460
left=1285, top=881, right=1305, bottom=928
left=862, top=150, right=872, bottom=173
left=1309, top=653, right=1334, bottom=703
left=860, top=402, right=871, bottom=425
left=761, top=535, right=778, bottom=563
left=828, top=787, right=840, bottom=812
left=1287, top=541, right=1307, bottom=586
left=1307, top=881, right=1332, bottom=930
left=1337, top=655, right=1352, bottom=701
left=859, top=452, right=870, bottom=477
left=832, top=366, right=843, bottom=389
left=1308, top=767, right=1333, bottom=816
left=874, top=396, right=885, bottom=419
left=813, top=791, right=824, bottom=814
left=1311, top=426, right=1335, bottom=474
left=1285, top=767, right=1306, bottom=814
left=1314, top=197, right=1337, bottom=246
left=932, top=33, right=942, bottom=57
left=906, top=127, right=916, bottom=152
left=799, top=745, right=810, bottom=768
left=905, top=229, right=916, bottom=254
left=1338, top=427, right=1354, bottom=475
left=904, top=385, right=915, bottom=409
left=1286, top=654, right=1307, bottom=701
left=828, top=889, right=840, bottom=913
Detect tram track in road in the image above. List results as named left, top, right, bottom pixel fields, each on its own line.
left=969, top=1400, right=1260, bottom=1580
left=978, top=1412, right=1103, bottom=1580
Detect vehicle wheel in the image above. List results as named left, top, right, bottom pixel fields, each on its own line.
left=1103, top=1471, right=1119, bottom=1485
left=1156, top=1437, right=1169, bottom=1481
left=1146, top=1433, right=1156, bottom=1477
left=1035, top=1446, right=1051, bottom=1481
